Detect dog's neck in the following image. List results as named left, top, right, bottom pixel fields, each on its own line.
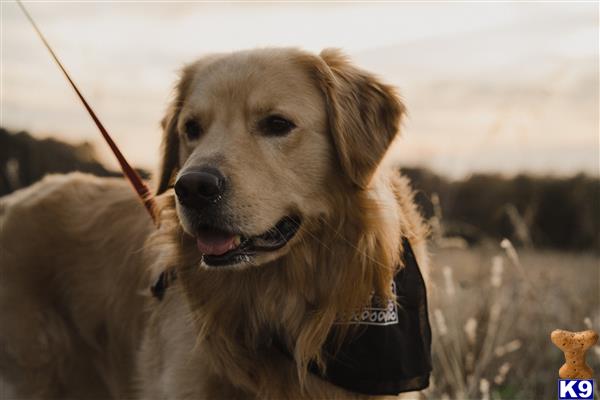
left=149, top=180, right=403, bottom=392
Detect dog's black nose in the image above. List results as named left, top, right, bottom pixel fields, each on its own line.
left=175, top=168, right=225, bottom=206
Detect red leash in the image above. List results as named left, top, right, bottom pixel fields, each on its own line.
left=17, top=0, right=158, bottom=225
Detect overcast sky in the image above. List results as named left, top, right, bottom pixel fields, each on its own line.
left=1, top=2, right=598, bottom=178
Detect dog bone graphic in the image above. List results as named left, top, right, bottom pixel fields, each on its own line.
left=551, top=329, right=598, bottom=379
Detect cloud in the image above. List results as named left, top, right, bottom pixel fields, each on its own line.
left=2, top=2, right=597, bottom=176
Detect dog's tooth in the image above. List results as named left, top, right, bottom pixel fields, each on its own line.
left=233, top=235, right=241, bottom=247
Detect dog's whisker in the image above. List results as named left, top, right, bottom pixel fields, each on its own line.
left=285, top=217, right=335, bottom=254
left=319, top=215, right=394, bottom=271
left=286, top=215, right=392, bottom=271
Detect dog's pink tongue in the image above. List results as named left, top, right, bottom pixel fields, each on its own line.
left=196, top=230, right=237, bottom=256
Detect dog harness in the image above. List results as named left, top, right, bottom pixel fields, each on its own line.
left=151, top=238, right=432, bottom=396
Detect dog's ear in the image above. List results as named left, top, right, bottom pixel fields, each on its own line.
left=313, top=49, right=405, bottom=188
left=156, top=106, right=180, bottom=195
left=156, top=64, right=197, bottom=195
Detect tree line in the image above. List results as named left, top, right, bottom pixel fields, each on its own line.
left=2, top=128, right=597, bottom=251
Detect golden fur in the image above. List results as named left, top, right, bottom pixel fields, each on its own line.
left=0, top=48, right=428, bottom=399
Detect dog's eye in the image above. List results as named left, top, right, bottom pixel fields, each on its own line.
left=184, top=119, right=203, bottom=141
left=259, top=115, right=296, bottom=136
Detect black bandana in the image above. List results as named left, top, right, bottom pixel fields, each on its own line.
left=151, top=238, right=432, bottom=396
left=307, top=237, right=432, bottom=395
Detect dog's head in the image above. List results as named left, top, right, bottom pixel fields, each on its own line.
left=156, top=48, right=404, bottom=269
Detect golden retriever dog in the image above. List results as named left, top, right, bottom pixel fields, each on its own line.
left=0, top=48, right=430, bottom=399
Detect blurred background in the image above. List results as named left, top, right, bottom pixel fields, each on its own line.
left=1, top=2, right=598, bottom=399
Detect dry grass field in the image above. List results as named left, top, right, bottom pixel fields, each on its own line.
left=424, top=242, right=600, bottom=399
left=1, top=130, right=598, bottom=399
